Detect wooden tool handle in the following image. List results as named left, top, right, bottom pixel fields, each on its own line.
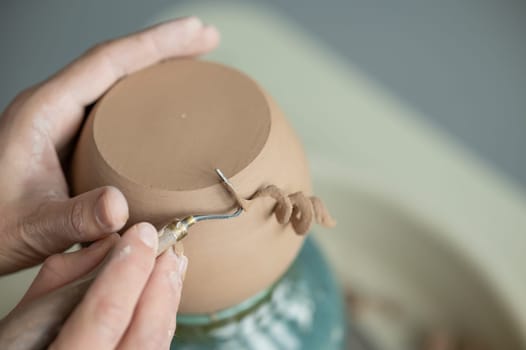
left=157, top=220, right=188, bottom=256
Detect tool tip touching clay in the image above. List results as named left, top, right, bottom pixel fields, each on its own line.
left=157, top=169, right=245, bottom=255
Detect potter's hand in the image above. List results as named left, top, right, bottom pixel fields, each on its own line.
left=10, top=224, right=187, bottom=349
left=0, top=17, right=219, bottom=274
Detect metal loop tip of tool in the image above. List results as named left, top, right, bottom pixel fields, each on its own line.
left=215, top=168, right=232, bottom=187
left=159, top=206, right=243, bottom=248
left=157, top=168, right=244, bottom=251
left=193, top=207, right=243, bottom=223
left=194, top=168, right=244, bottom=222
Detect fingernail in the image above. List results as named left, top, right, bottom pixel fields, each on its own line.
left=136, top=223, right=157, bottom=249
left=94, top=194, right=111, bottom=230
left=184, top=16, right=202, bottom=32
left=168, top=249, right=188, bottom=287
left=94, top=188, right=129, bottom=231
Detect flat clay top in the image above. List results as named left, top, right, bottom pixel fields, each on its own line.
left=93, top=60, right=271, bottom=191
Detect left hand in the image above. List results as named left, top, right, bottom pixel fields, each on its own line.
left=0, top=17, right=219, bottom=274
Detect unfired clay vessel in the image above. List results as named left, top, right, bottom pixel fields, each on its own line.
left=71, top=60, right=312, bottom=314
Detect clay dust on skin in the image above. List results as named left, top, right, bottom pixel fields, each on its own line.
left=169, top=271, right=182, bottom=289
left=118, top=245, right=132, bottom=259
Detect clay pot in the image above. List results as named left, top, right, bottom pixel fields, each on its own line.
left=71, top=59, right=311, bottom=314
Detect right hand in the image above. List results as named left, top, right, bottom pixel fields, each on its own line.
left=13, top=223, right=188, bottom=349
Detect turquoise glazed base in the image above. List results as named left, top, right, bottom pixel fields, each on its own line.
left=170, top=236, right=348, bottom=350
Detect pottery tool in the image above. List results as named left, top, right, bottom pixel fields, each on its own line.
left=157, top=206, right=243, bottom=254
left=0, top=169, right=243, bottom=350
left=157, top=168, right=243, bottom=254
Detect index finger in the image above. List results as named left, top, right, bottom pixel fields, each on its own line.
left=50, top=223, right=159, bottom=350
left=25, top=17, right=219, bottom=149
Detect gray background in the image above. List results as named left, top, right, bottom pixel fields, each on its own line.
left=1, top=0, right=525, bottom=188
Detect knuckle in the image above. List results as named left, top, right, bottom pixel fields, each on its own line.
left=137, top=32, right=163, bottom=57
left=1, top=86, right=39, bottom=120
left=18, top=204, right=50, bottom=249
left=68, top=200, right=84, bottom=239
left=136, top=331, right=170, bottom=350
left=88, top=40, right=113, bottom=56
left=41, top=254, right=65, bottom=280
left=43, top=254, right=62, bottom=269
left=12, top=87, right=35, bottom=106
left=87, top=40, right=124, bottom=78
left=90, top=40, right=119, bottom=64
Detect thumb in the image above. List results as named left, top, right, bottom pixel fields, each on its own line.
left=19, top=186, right=128, bottom=263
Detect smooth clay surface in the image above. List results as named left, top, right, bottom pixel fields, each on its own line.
left=71, top=60, right=312, bottom=314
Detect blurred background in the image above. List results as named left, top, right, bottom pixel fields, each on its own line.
left=1, top=1, right=525, bottom=349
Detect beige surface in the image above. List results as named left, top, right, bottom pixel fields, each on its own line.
left=1, top=2, right=525, bottom=348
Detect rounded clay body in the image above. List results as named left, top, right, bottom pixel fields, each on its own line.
left=71, top=60, right=311, bottom=314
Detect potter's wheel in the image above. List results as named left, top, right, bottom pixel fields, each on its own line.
left=311, top=162, right=524, bottom=350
